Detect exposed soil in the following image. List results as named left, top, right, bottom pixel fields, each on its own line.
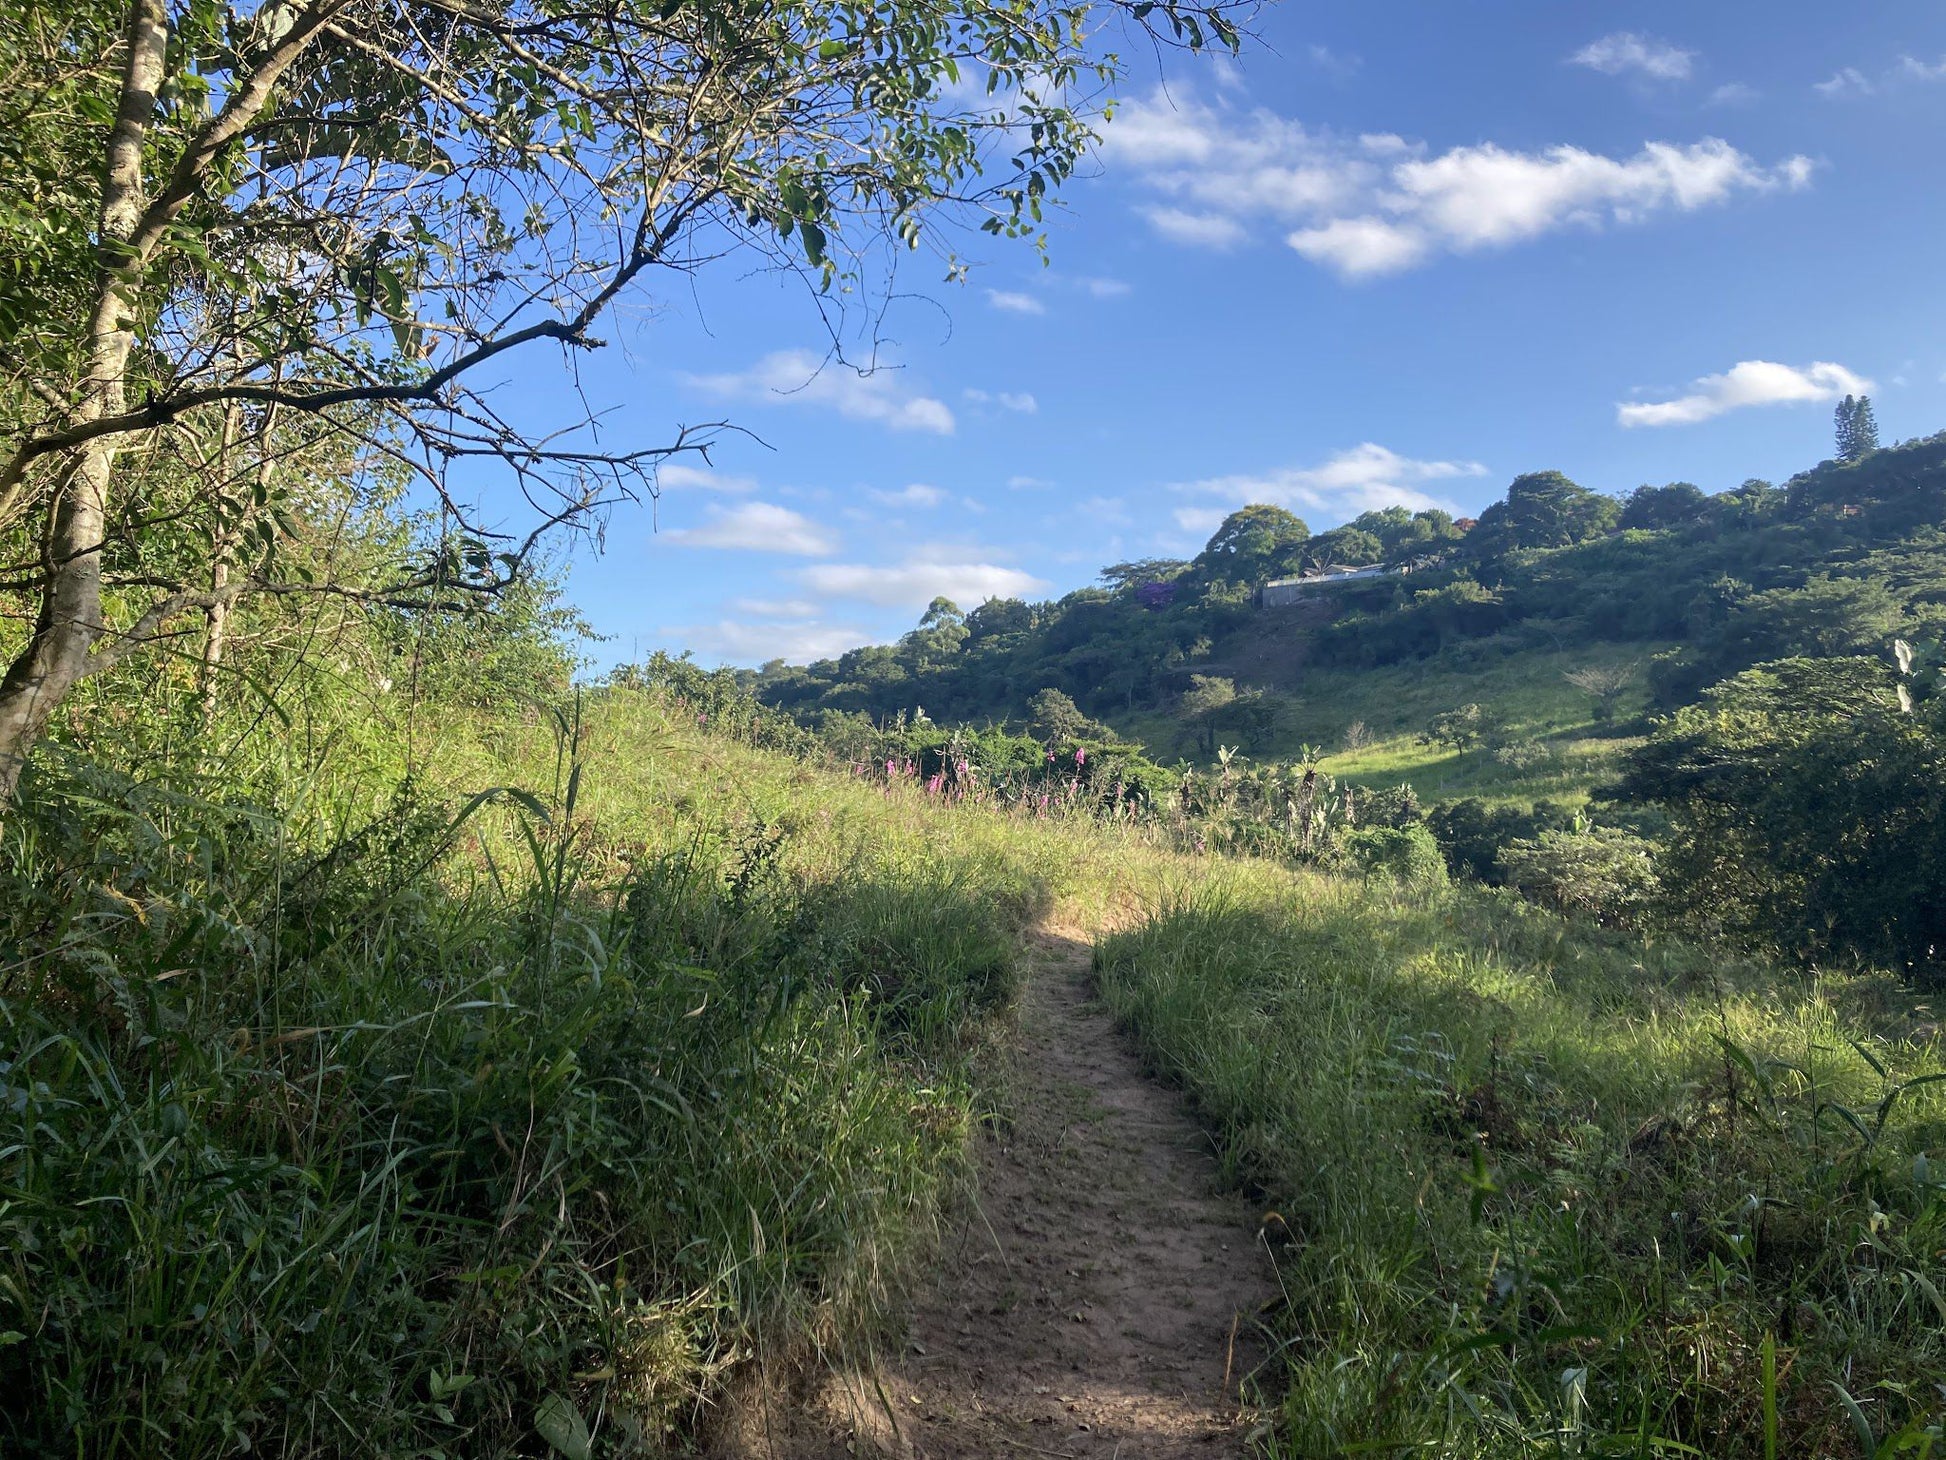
left=722, top=929, right=1274, bottom=1458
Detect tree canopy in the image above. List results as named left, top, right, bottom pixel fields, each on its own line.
left=0, top=0, right=1242, bottom=802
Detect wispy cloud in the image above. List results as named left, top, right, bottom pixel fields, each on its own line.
left=1073, top=275, right=1132, bottom=298
left=869, top=483, right=948, bottom=508
left=1139, top=206, right=1252, bottom=249
left=801, top=555, right=1049, bottom=608
left=1307, top=43, right=1362, bottom=80
left=667, top=617, right=873, bottom=664
left=1708, top=82, right=1760, bottom=107
left=656, top=462, right=757, bottom=493
left=1617, top=360, right=1872, bottom=427
left=1814, top=67, right=1875, bottom=98
left=1569, top=32, right=1696, bottom=82
left=685, top=349, right=954, bottom=434
left=963, top=388, right=1039, bottom=414
left=1104, top=88, right=1813, bottom=278
left=1901, top=54, right=1946, bottom=81
left=985, top=288, right=1046, bottom=315
left=665, top=501, right=838, bottom=554
left=1177, top=443, right=1490, bottom=519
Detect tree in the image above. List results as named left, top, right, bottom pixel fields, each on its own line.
left=1196, top=505, right=1310, bottom=583
left=1618, top=654, right=1946, bottom=982
left=1465, top=471, right=1620, bottom=559
left=1618, top=482, right=1708, bottom=531
left=1026, top=687, right=1096, bottom=746
left=1835, top=394, right=1881, bottom=462
left=1099, top=558, right=1189, bottom=594
left=1421, top=703, right=1497, bottom=756
left=1563, top=662, right=1639, bottom=724
left=0, top=0, right=1240, bottom=804
left=1179, top=672, right=1238, bottom=754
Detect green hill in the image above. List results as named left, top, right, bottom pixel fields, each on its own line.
left=751, top=432, right=1946, bottom=812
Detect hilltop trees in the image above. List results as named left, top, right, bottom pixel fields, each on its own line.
left=0, top=0, right=1240, bottom=803
left=1619, top=482, right=1708, bottom=531
left=1836, top=394, right=1881, bottom=462
left=1196, top=506, right=1310, bottom=583
left=1465, top=471, right=1619, bottom=558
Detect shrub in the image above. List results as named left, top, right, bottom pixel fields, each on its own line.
left=1425, top=798, right=1571, bottom=885
left=1344, top=825, right=1448, bottom=888
left=1497, top=825, right=1659, bottom=925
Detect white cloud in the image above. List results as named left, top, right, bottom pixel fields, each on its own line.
left=1569, top=32, right=1696, bottom=82
left=1900, top=54, right=1946, bottom=81
left=1173, top=506, right=1228, bottom=536
left=1139, top=206, right=1252, bottom=249
left=985, top=288, right=1046, bottom=315
left=869, top=483, right=947, bottom=508
left=665, top=501, right=838, bottom=555
left=1288, top=216, right=1429, bottom=278
left=963, top=388, right=1039, bottom=414
left=671, top=618, right=874, bottom=664
left=1177, top=443, right=1489, bottom=519
left=1308, top=44, right=1361, bottom=79
left=1617, top=360, right=1873, bottom=427
left=732, top=597, right=821, bottom=616
left=685, top=349, right=954, bottom=434
left=1708, top=82, right=1760, bottom=106
left=1007, top=474, right=1051, bottom=490
left=1104, top=88, right=1813, bottom=276
left=801, top=557, right=1049, bottom=608
left=1080, top=495, right=1133, bottom=527
left=656, top=462, right=757, bottom=493
left=1815, top=67, right=1874, bottom=97
left=1074, top=275, right=1132, bottom=298
left=1390, top=139, right=1807, bottom=251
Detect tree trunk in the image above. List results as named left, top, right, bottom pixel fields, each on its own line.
left=0, top=0, right=166, bottom=804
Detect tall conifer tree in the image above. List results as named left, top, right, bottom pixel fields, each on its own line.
left=1836, top=395, right=1881, bottom=461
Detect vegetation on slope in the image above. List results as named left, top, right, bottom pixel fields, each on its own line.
left=1097, top=877, right=1946, bottom=1456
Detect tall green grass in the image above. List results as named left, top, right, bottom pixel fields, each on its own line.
left=1096, top=879, right=1946, bottom=1456
left=0, top=695, right=1046, bottom=1456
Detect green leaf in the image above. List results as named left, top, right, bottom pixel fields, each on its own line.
left=1830, top=1382, right=1876, bottom=1459
left=535, top=1393, right=591, bottom=1460
left=800, top=219, right=827, bottom=267
left=818, top=39, right=846, bottom=58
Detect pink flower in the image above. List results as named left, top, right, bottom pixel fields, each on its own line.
left=1075, top=748, right=1086, bottom=766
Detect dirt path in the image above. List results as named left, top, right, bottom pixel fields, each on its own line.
left=732, top=929, right=1274, bottom=1458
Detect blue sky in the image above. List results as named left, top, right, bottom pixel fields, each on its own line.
left=495, top=1, right=1946, bottom=669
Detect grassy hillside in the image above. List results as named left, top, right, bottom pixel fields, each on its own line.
left=752, top=434, right=1946, bottom=808
left=1116, top=640, right=1662, bottom=807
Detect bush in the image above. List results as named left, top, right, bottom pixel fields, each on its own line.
left=1344, top=825, right=1448, bottom=888
left=1497, top=825, right=1659, bottom=925
left=1425, top=798, right=1571, bottom=885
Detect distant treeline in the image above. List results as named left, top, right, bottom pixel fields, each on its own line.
left=747, top=432, right=1946, bottom=726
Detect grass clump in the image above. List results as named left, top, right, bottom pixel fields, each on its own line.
left=1095, top=879, right=1946, bottom=1456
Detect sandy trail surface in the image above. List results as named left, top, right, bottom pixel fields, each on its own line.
left=730, top=929, right=1273, bottom=1458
